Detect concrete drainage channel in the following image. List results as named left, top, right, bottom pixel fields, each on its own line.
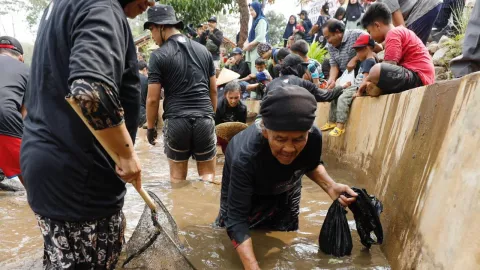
left=1, top=73, right=478, bottom=269
left=246, top=71, right=480, bottom=269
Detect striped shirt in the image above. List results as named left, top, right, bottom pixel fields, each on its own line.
left=327, top=29, right=365, bottom=72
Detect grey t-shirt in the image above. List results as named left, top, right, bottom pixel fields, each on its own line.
left=379, top=0, right=442, bottom=26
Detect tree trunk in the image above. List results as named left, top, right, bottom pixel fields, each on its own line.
left=237, top=0, right=249, bottom=48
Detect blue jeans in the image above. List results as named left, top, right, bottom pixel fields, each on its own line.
left=407, top=4, right=442, bottom=44
left=434, top=0, right=465, bottom=30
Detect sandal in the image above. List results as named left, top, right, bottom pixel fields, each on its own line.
left=329, top=127, right=345, bottom=137
left=320, top=122, right=336, bottom=131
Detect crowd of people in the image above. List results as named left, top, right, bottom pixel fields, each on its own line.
left=0, top=0, right=479, bottom=269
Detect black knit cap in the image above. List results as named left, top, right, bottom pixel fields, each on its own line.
left=260, top=85, right=317, bottom=131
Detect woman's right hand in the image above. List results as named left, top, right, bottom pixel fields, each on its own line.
left=116, top=152, right=142, bottom=190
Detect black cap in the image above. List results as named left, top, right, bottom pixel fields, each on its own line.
left=282, top=54, right=309, bottom=68
left=208, top=16, right=217, bottom=23
left=260, top=85, right=317, bottom=131
left=0, top=36, right=23, bottom=54
left=229, top=47, right=243, bottom=57
left=144, top=4, right=184, bottom=30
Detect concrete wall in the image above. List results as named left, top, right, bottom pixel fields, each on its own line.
left=246, top=72, right=480, bottom=270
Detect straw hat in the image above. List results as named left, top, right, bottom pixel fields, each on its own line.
left=215, top=122, right=248, bottom=142
left=216, top=68, right=240, bottom=86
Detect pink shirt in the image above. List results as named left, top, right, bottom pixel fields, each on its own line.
left=384, top=26, right=435, bottom=86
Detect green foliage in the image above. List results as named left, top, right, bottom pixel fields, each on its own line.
left=160, top=0, right=236, bottom=24
left=0, top=0, right=49, bottom=33
left=438, top=5, right=473, bottom=68
left=217, top=13, right=241, bottom=43
left=0, top=1, right=24, bottom=16
left=307, top=41, right=328, bottom=64
left=451, top=5, right=471, bottom=41
left=264, top=10, right=285, bottom=47
left=25, top=0, right=49, bottom=30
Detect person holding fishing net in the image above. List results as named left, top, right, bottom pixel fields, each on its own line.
left=20, top=0, right=154, bottom=269
left=215, top=85, right=358, bottom=270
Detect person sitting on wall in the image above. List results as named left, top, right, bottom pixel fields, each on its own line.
left=322, top=19, right=383, bottom=90
left=320, top=34, right=378, bottom=137
left=290, top=40, right=325, bottom=87
left=266, top=54, right=342, bottom=103
left=239, top=58, right=272, bottom=100
left=269, top=47, right=291, bottom=79
left=257, top=42, right=282, bottom=67
left=215, top=85, right=357, bottom=270
left=359, top=3, right=434, bottom=97
left=215, top=81, right=247, bottom=154
left=257, top=43, right=290, bottom=79
left=225, top=47, right=250, bottom=79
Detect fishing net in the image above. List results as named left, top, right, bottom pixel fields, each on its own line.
left=122, top=191, right=195, bottom=270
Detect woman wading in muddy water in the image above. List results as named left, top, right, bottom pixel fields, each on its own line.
left=20, top=0, right=153, bottom=268
left=215, top=85, right=357, bottom=270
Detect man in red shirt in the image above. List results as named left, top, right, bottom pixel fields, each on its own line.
left=358, top=2, right=435, bottom=96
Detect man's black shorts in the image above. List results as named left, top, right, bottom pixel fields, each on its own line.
left=163, top=117, right=216, bottom=162
left=377, top=63, right=423, bottom=95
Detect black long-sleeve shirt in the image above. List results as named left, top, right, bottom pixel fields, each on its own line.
left=219, top=123, right=323, bottom=247
left=215, top=98, right=247, bottom=125
left=199, top=28, right=223, bottom=60
left=266, top=75, right=342, bottom=102
left=22, top=0, right=140, bottom=221
left=226, top=59, right=250, bottom=79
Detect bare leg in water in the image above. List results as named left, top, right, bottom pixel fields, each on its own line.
left=197, top=158, right=217, bottom=183
left=168, top=160, right=189, bottom=183
left=168, top=158, right=217, bottom=184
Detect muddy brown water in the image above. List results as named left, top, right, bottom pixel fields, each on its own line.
left=0, top=133, right=390, bottom=269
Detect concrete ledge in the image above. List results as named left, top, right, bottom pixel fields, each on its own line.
left=245, top=72, right=480, bottom=269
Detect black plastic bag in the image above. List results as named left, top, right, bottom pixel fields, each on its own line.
left=348, top=187, right=383, bottom=248
left=319, top=200, right=352, bottom=257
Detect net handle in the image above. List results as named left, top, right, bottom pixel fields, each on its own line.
left=66, top=96, right=157, bottom=212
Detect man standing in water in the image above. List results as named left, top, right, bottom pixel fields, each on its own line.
left=138, top=60, right=149, bottom=127
left=20, top=0, right=153, bottom=268
left=144, top=5, right=218, bottom=183
left=0, top=36, right=28, bottom=185
left=216, top=85, right=357, bottom=270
